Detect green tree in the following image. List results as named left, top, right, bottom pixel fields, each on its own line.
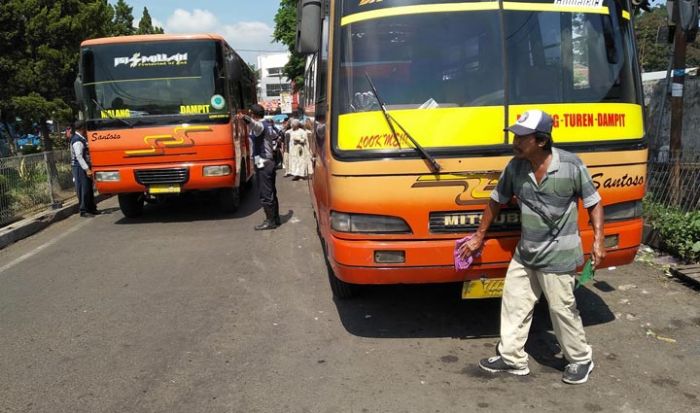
left=1, top=0, right=114, bottom=152
left=634, top=5, right=700, bottom=72
left=136, top=7, right=164, bottom=35
left=112, top=0, right=135, bottom=36
left=273, top=0, right=306, bottom=91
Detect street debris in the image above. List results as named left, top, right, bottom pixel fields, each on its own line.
left=618, top=284, right=637, bottom=291
left=645, top=328, right=677, bottom=344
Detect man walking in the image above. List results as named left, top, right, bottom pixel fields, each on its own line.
left=238, top=105, right=281, bottom=230
left=458, top=109, right=605, bottom=384
left=70, top=120, right=98, bottom=217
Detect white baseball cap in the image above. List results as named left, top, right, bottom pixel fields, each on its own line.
left=505, top=109, right=553, bottom=136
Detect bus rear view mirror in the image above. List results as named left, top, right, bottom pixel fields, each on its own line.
left=296, top=0, right=322, bottom=54
left=74, top=76, right=84, bottom=107
left=667, top=0, right=699, bottom=43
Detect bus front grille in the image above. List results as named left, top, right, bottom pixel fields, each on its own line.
left=135, top=168, right=189, bottom=185
left=429, top=210, right=521, bottom=233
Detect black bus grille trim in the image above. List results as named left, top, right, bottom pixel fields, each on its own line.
left=135, top=168, right=189, bottom=185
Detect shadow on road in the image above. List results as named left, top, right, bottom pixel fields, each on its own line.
left=333, top=282, right=615, bottom=344
left=113, top=188, right=261, bottom=224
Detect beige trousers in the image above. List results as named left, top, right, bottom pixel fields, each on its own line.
left=498, top=259, right=592, bottom=368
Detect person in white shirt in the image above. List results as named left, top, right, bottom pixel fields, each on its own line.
left=70, top=120, right=98, bottom=217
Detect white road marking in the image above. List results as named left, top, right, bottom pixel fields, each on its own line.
left=0, top=218, right=93, bottom=274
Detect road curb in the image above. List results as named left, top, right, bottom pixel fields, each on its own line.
left=0, top=194, right=111, bottom=250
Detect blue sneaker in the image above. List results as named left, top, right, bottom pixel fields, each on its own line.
left=478, top=356, right=530, bottom=376
left=562, top=361, right=595, bottom=384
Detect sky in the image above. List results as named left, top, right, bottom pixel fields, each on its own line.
left=120, top=0, right=288, bottom=65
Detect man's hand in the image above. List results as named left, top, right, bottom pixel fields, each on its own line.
left=587, top=202, right=606, bottom=268
left=86, top=168, right=93, bottom=177
left=591, top=238, right=606, bottom=268
left=458, top=232, right=485, bottom=260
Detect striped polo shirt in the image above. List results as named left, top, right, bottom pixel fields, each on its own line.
left=491, top=148, right=601, bottom=273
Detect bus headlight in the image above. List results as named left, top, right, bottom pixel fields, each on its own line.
left=330, top=212, right=412, bottom=233
left=603, top=201, right=643, bottom=222
left=94, top=171, right=120, bottom=182
left=203, top=165, right=232, bottom=177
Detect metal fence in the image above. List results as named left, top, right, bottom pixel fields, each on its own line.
left=646, top=149, right=700, bottom=212
left=0, top=150, right=75, bottom=227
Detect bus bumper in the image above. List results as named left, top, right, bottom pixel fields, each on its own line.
left=326, top=223, right=641, bottom=285
left=94, top=160, right=237, bottom=194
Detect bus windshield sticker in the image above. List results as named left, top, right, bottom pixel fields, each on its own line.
left=101, top=109, right=131, bottom=119
left=114, top=52, right=188, bottom=68
left=552, top=0, right=604, bottom=7
left=210, top=95, right=226, bottom=110
left=180, top=105, right=211, bottom=115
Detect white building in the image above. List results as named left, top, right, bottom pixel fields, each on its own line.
left=257, top=52, right=292, bottom=107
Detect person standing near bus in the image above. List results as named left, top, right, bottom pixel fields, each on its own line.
left=458, top=109, right=605, bottom=385
left=238, top=105, right=281, bottom=230
left=288, top=119, right=310, bottom=180
left=70, top=120, right=99, bottom=217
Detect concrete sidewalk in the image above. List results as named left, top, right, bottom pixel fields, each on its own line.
left=0, top=194, right=111, bottom=250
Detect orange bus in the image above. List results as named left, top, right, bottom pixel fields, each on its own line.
left=297, top=0, right=647, bottom=298
left=75, top=34, right=256, bottom=217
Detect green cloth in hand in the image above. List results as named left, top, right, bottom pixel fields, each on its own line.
left=576, top=259, right=595, bottom=289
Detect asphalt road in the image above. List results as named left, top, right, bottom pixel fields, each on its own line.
left=1, top=174, right=699, bottom=413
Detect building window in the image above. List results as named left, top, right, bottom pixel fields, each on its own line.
left=266, top=83, right=291, bottom=96
left=267, top=67, right=284, bottom=77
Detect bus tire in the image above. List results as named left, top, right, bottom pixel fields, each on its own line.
left=328, top=270, right=357, bottom=299
left=242, top=162, right=253, bottom=191
left=322, top=239, right=357, bottom=299
left=118, top=193, right=144, bottom=218
left=219, top=187, right=240, bottom=213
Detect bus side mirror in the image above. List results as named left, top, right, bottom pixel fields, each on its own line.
left=667, top=0, right=699, bottom=43
left=296, top=0, right=322, bottom=54
left=679, top=0, right=699, bottom=42
left=74, top=76, right=84, bottom=107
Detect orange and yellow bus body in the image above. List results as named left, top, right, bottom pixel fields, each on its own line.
left=77, top=34, right=257, bottom=216
left=298, top=0, right=646, bottom=297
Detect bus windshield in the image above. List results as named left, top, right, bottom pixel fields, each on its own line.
left=82, top=40, right=228, bottom=127
left=335, top=3, right=640, bottom=153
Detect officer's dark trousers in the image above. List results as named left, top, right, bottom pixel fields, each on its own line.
left=72, top=165, right=96, bottom=213
left=256, top=159, right=279, bottom=219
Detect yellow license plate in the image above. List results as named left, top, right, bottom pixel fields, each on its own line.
left=462, top=278, right=505, bottom=299
left=148, top=184, right=181, bottom=194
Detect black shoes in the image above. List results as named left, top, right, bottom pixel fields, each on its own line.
left=254, top=219, right=277, bottom=231
left=255, top=206, right=281, bottom=230
left=80, top=212, right=95, bottom=218
left=562, top=361, right=594, bottom=384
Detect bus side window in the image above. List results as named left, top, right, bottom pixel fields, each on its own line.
left=313, top=16, right=329, bottom=154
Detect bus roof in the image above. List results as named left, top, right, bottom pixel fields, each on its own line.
left=81, top=33, right=226, bottom=47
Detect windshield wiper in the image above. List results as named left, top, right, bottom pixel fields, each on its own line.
left=364, top=73, right=441, bottom=173
left=91, top=99, right=134, bottom=128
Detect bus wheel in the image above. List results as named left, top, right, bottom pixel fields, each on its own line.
left=118, top=193, right=144, bottom=218
left=328, top=270, right=357, bottom=299
left=219, top=187, right=240, bottom=213
left=322, top=240, right=357, bottom=299
left=242, top=163, right=253, bottom=191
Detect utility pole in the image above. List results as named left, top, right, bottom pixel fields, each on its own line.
left=668, top=0, right=688, bottom=206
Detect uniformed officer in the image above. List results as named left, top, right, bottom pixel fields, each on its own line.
left=70, top=120, right=99, bottom=217
left=237, top=105, right=281, bottom=230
